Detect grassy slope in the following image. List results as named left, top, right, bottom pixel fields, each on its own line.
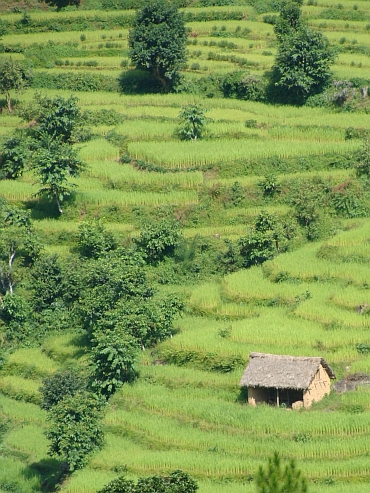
left=1, top=0, right=370, bottom=492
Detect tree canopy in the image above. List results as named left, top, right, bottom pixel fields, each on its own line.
left=0, top=58, right=33, bottom=112
left=128, top=0, right=187, bottom=91
left=270, top=1, right=335, bottom=105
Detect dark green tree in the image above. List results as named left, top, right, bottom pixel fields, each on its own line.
left=78, top=219, right=117, bottom=259
left=128, top=0, right=187, bottom=91
left=0, top=58, right=33, bottom=112
left=134, top=219, right=182, bottom=263
left=77, top=249, right=152, bottom=332
left=98, top=470, right=198, bottom=493
left=39, top=367, right=87, bottom=411
left=178, top=105, right=210, bottom=141
left=256, top=452, right=308, bottom=493
left=0, top=133, right=30, bottom=179
left=270, top=3, right=335, bottom=105
left=31, top=254, right=63, bottom=311
left=238, top=211, right=287, bottom=267
left=20, top=94, right=82, bottom=144
left=31, top=133, right=84, bottom=213
left=355, top=134, right=370, bottom=177
left=0, top=204, right=40, bottom=295
left=46, top=391, right=104, bottom=472
left=90, top=330, right=139, bottom=398
left=100, top=294, right=183, bottom=350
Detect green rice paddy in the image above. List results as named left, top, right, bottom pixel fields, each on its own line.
left=1, top=1, right=370, bottom=492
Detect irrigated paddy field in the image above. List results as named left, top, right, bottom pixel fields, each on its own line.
left=0, top=0, right=370, bottom=492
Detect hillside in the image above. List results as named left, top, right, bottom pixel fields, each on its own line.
left=0, top=0, right=370, bottom=492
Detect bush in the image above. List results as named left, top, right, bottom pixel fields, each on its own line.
left=46, top=391, right=104, bottom=471
left=39, top=367, right=87, bottom=411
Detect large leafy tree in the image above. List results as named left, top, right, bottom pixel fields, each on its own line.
left=46, top=391, right=104, bottom=472
left=271, top=2, right=335, bottom=105
left=134, top=218, right=182, bottom=263
left=0, top=58, right=33, bottom=112
left=90, top=330, right=139, bottom=398
left=238, top=211, right=288, bottom=267
left=128, top=0, right=187, bottom=91
left=31, top=133, right=84, bottom=214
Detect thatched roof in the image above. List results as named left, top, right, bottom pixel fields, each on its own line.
left=240, top=352, right=336, bottom=390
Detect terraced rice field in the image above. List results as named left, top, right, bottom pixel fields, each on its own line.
left=1, top=0, right=370, bottom=492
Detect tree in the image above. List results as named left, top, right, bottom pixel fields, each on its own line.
left=39, top=367, right=87, bottom=411
left=256, top=452, right=308, bottom=493
left=99, top=294, right=184, bottom=350
left=21, top=94, right=82, bottom=144
left=0, top=58, right=33, bottom=112
left=270, top=3, right=335, bottom=105
left=90, top=330, right=139, bottom=398
left=0, top=203, right=40, bottom=295
left=134, top=218, right=182, bottom=263
left=178, top=105, right=210, bottom=141
left=31, top=254, right=63, bottom=311
left=78, top=219, right=117, bottom=259
left=98, top=470, right=198, bottom=493
left=128, top=0, right=187, bottom=92
left=355, top=134, right=370, bottom=177
left=31, top=133, right=84, bottom=213
left=0, top=133, right=30, bottom=179
left=46, top=391, right=104, bottom=472
left=238, top=211, right=287, bottom=267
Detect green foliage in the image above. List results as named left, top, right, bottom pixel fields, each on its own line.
left=46, top=390, right=104, bottom=471
left=134, top=219, right=182, bottom=263
left=31, top=254, right=63, bottom=312
left=98, top=470, right=198, bottom=493
left=238, top=211, right=289, bottom=267
left=355, top=135, right=370, bottom=177
left=221, top=72, right=266, bottom=101
left=20, top=94, right=82, bottom=144
left=0, top=203, right=40, bottom=295
left=128, top=0, right=187, bottom=91
left=256, top=452, right=308, bottom=493
left=270, top=3, right=335, bottom=105
left=0, top=133, right=30, bottom=179
left=78, top=219, right=117, bottom=259
left=39, top=367, right=87, bottom=411
left=177, top=104, right=210, bottom=141
left=99, top=294, right=183, bottom=349
left=90, top=330, right=139, bottom=398
left=0, top=292, right=32, bottom=342
left=0, top=58, right=33, bottom=112
left=31, top=134, right=84, bottom=213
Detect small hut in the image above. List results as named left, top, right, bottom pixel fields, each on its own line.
left=240, top=352, right=336, bottom=409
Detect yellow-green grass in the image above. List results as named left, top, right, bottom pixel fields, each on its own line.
left=127, top=139, right=359, bottom=169
left=79, top=138, right=119, bottom=161
left=0, top=375, right=41, bottom=404
left=42, top=331, right=87, bottom=364
left=2, top=347, right=58, bottom=378
left=188, top=19, right=272, bottom=38
left=76, top=189, right=199, bottom=206
left=1, top=29, right=127, bottom=46
left=0, top=394, right=46, bottom=425
left=0, top=180, right=38, bottom=201
left=36, top=67, right=123, bottom=77
left=263, top=242, right=370, bottom=287
left=87, top=160, right=203, bottom=189
left=4, top=424, right=48, bottom=460
left=58, top=468, right=119, bottom=493
left=208, top=168, right=352, bottom=187
left=0, top=457, right=41, bottom=493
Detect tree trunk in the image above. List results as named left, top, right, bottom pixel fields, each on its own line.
left=6, top=90, right=12, bottom=113
left=55, top=193, right=63, bottom=214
